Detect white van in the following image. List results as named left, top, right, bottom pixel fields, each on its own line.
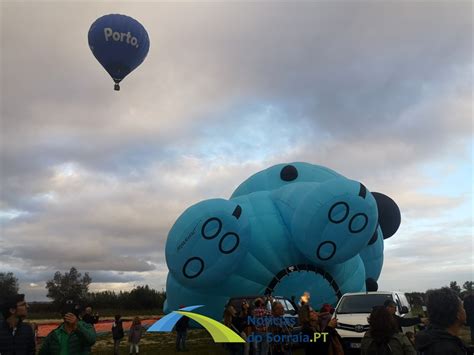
left=334, top=291, right=415, bottom=351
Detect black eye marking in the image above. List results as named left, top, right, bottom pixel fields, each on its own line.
left=349, top=213, right=368, bottom=233
left=358, top=183, right=367, bottom=199
left=280, top=165, right=298, bottom=181
left=218, top=232, right=240, bottom=254
left=201, top=218, right=222, bottom=240
left=182, top=257, right=204, bottom=279
left=328, top=202, right=350, bottom=224
left=232, top=205, right=242, bottom=219
left=316, top=241, right=337, bottom=261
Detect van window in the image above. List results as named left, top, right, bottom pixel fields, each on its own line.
left=398, top=294, right=411, bottom=311
left=284, top=300, right=296, bottom=315
left=336, top=294, right=393, bottom=314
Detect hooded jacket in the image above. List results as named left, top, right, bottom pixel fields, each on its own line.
left=415, top=325, right=468, bottom=355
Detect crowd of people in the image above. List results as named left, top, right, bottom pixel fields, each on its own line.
left=0, top=287, right=472, bottom=354
left=0, top=295, right=145, bottom=355
left=220, top=288, right=473, bottom=355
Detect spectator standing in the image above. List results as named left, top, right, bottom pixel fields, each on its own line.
left=415, top=288, right=469, bottom=355
left=361, top=306, right=416, bottom=355
left=252, top=298, right=271, bottom=355
left=128, top=317, right=144, bottom=355
left=112, top=314, right=124, bottom=355
left=82, top=305, right=99, bottom=325
left=39, top=301, right=96, bottom=354
left=223, top=304, right=242, bottom=355
left=464, top=293, right=474, bottom=345
left=175, top=306, right=189, bottom=352
left=0, top=294, right=35, bottom=355
left=384, top=300, right=427, bottom=332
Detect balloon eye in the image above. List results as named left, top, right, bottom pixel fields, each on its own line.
left=316, top=241, right=337, bottom=261
left=328, top=202, right=349, bottom=224
left=218, top=233, right=240, bottom=254
left=182, top=257, right=204, bottom=279
left=201, top=218, right=222, bottom=240
left=349, top=213, right=368, bottom=233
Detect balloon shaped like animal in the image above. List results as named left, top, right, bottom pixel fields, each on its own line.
left=88, top=14, right=150, bottom=90
left=164, top=163, right=400, bottom=320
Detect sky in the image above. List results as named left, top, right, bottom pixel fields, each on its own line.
left=0, top=1, right=472, bottom=302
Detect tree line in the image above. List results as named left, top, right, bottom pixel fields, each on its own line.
left=0, top=268, right=166, bottom=312
left=1, top=269, right=472, bottom=312
left=405, top=281, right=472, bottom=306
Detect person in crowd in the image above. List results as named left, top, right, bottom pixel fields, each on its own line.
left=269, top=301, right=292, bottom=355
left=252, top=297, right=272, bottom=355
left=415, top=287, right=469, bottom=355
left=298, top=292, right=315, bottom=355
left=112, top=314, right=124, bottom=355
left=361, top=306, right=416, bottom=355
left=39, top=301, right=96, bottom=354
left=30, top=322, right=39, bottom=349
left=235, top=300, right=252, bottom=355
left=175, top=305, right=190, bottom=352
left=128, top=317, right=144, bottom=355
left=464, top=292, right=474, bottom=345
left=0, top=293, right=35, bottom=355
left=316, top=304, right=345, bottom=355
left=384, top=300, right=428, bottom=332
left=82, top=305, right=100, bottom=325
left=223, top=304, right=243, bottom=355
left=405, top=331, right=415, bottom=347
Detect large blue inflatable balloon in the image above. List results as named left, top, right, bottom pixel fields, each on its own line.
left=164, top=163, right=401, bottom=320
left=88, top=14, right=150, bottom=91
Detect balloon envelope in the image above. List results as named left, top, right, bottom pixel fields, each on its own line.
left=88, top=14, right=149, bottom=89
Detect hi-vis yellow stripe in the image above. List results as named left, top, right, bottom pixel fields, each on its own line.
left=175, top=311, right=246, bottom=343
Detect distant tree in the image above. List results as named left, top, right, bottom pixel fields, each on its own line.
left=0, top=272, right=20, bottom=301
left=462, top=281, right=473, bottom=293
left=461, top=281, right=473, bottom=298
left=46, top=267, right=91, bottom=306
left=449, top=281, right=461, bottom=295
left=405, top=292, right=425, bottom=306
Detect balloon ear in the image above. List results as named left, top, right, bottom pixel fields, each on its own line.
left=366, top=278, right=378, bottom=292
left=372, top=192, right=401, bottom=239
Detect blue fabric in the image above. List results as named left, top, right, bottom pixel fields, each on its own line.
left=164, top=163, right=400, bottom=320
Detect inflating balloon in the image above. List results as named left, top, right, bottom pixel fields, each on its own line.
left=88, top=14, right=150, bottom=91
left=164, top=163, right=401, bottom=320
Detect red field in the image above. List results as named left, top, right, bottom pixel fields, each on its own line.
left=37, top=317, right=162, bottom=338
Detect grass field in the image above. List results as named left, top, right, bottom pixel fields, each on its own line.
left=87, top=327, right=472, bottom=355
left=89, top=329, right=307, bottom=355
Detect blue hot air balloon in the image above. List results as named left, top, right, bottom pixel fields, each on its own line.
left=163, top=162, right=402, bottom=321
left=88, top=14, right=150, bottom=91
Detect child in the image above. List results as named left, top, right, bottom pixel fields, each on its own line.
left=128, top=317, right=144, bottom=354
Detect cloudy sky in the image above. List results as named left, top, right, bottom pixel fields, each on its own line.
left=1, top=1, right=472, bottom=301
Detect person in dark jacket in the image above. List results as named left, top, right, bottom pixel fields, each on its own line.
left=175, top=313, right=189, bottom=352
left=415, top=287, right=469, bottom=355
left=384, top=299, right=428, bottom=332
left=82, top=305, right=99, bottom=325
left=464, top=293, right=474, bottom=344
left=361, top=306, right=416, bottom=355
left=111, top=314, right=124, bottom=355
left=0, top=293, right=35, bottom=355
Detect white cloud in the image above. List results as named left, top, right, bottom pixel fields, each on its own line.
left=1, top=2, right=472, bottom=300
